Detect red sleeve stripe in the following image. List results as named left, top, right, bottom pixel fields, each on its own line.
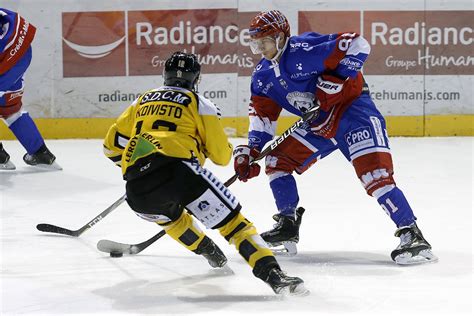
left=324, top=32, right=359, bottom=70
left=250, top=95, right=282, bottom=121
left=0, top=15, right=36, bottom=74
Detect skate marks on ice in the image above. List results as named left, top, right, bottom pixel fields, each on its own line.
left=0, top=165, right=61, bottom=174
left=281, top=251, right=403, bottom=277
left=92, top=268, right=282, bottom=314
left=278, top=250, right=471, bottom=277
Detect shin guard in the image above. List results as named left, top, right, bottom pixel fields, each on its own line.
left=218, top=213, right=279, bottom=279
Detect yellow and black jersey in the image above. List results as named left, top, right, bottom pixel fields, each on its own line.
left=103, top=86, right=233, bottom=176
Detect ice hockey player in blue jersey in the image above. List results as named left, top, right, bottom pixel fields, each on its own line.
left=0, top=8, right=59, bottom=170
left=232, top=10, right=437, bottom=265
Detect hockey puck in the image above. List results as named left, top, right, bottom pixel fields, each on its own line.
left=110, top=251, right=123, bottom=258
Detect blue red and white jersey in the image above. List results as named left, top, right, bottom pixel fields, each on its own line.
left=0, top=8, right=36, bottom=75
left=248, top=32, right=370, bottom=150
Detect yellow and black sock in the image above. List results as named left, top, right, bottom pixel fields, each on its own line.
left=218, top=212, right=279, bottom=280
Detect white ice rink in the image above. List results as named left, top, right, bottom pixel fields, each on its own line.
left=0, top=137, right=472, bottom=315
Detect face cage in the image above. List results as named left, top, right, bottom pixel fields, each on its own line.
left=249, top=36, right=276, bottom=55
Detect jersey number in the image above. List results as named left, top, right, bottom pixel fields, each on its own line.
left=135, top=120, right=177, bottom=134
left=338, top=32, right=357, bottom=51
left=381, top=198, right=399, bottom=216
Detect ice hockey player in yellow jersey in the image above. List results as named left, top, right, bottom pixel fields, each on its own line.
left=103, top=51, right=307, bottom=295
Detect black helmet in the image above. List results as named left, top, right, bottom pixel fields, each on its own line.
left=163, top=52, right=201, bottom=91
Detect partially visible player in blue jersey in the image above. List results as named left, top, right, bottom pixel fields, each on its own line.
left=0, top=8, right=59, bottom=170
left=232, top=10, right=437, bottom=264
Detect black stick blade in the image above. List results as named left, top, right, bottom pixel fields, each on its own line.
left=97, top=240, right=137, bottom=255
left=97, top=230, right=166, bottom=256
left=36, top=223, right=79, bottom=237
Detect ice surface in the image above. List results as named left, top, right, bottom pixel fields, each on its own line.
left=0, top=137, right=472, bottom=315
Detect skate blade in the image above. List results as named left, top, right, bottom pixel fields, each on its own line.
left=27, top=161, right=62, bottom=171
left=277, top=282, right=310, bottom=297
left=209, top=264, right=235, bottom=276
left=0, top=161, right=16, bottom=170
left=395, top=249, right=439, bottom=265
left=269, top=241, right=298, bottom=257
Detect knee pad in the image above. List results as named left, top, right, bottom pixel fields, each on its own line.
left=0, top=99, right=22, bottom=118
left=352, top=152, right=395, bottom=196
left=0, top=90, right=24, bottom=118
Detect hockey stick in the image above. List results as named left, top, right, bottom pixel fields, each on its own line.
left=36, top=194, right=127, bottom=237
left=97, top=230, right=166, bottom=255
left=97, top=105, right=319, bottom=256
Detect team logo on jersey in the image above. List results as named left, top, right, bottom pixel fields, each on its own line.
left=285, top=91, right=314, bottom=113
left=296, top=63, right=303, bottom=70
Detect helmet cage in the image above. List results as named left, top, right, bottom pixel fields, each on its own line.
left=249, top=36, right=276, bottom=55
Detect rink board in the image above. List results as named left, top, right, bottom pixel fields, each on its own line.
left=0, top=0, right=472, bottom=139
left=1, top=114, right=473, bottom=139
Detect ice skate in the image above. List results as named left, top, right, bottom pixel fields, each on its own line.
left=195, top=236, right=228, bottom=268
left=264, top=267, right=308, bottom=296
left=261, top=207, right=305, bottom=256
left=0, top=144, right=16, bottom=170
left=23, top=145, right=62, bottom=170
left=391, top=223, right=438, bottom=265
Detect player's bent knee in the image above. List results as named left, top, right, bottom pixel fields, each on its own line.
left=163, top=211, right=205, bottom=251
left=359, top=168, right=396, bottom=196
left=0, top=101, right=22, bottom=119
left=352, top=152, right=396, bottom=196
left=0, top=89, right=24, bottom=119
